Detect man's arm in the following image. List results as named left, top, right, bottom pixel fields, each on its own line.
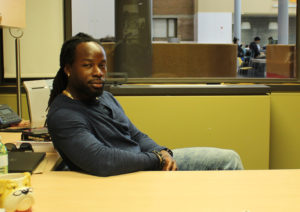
left=105, top=92, right=177, bottom=171
left=107, top=93, right=170, bottom=153
left=47, top=109, right=160, bottom=177
left=129, top=121, right=168, bottom=152
left=128, top=121, right=178, bottom=171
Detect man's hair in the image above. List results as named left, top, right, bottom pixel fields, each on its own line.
left=48, top=33, right=101, bottom=108
left=254, top=36, right=261, bottom=41
left=233, top=37, right=239, bottom=44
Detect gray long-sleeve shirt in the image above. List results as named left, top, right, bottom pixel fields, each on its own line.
left=47, top=91, right=167, bottom=176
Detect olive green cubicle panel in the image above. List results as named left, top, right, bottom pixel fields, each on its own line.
left=116, top=95, right=270, bottom=170
left=270, top=92, right=300, bottom=169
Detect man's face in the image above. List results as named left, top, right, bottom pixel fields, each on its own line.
left=65, top=42, right=107, bottom=101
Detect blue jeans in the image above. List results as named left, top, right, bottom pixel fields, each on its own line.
left=172, top=147, right=244, bottom=170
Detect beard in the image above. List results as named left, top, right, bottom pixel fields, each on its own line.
left=71, top=80, right=105, bottom=101
left=87, top=81, right=105, bottom=98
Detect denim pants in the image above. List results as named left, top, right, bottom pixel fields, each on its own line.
left=172, top=147, right=244, bottom=170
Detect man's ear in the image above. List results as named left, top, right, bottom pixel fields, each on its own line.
left=64, top=64, right=71, bottom=77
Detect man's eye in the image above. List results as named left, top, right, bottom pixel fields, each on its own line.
left=83, top=64, right=92, bottom=67
left=99, top=64, right=106, bottom=69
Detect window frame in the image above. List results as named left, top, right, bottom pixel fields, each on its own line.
left=124, top=1, right=300, bottom=84
left=1, top=0, right=298, bottom=85
left=152, top=17, right=178, bottom=40
left=128, top=0, right=300, bottom=84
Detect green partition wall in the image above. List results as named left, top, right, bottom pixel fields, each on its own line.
left=116, top=95, right=270, bottom=170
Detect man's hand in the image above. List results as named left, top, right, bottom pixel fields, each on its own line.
left=160, top=150, right=177, bottom=171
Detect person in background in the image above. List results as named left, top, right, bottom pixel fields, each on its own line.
left=233, top=37, right=244, bottom=59
left=249, top=36, right=261, bottom=58
left=46, top=33, right=244, bottom=177
left=268, top=36, right=276, bottom=44
left=262, top=36, right=277, bottom=50
left=244, top=45, right=250, bottom=56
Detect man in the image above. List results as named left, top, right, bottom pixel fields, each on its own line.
left=47, top=33, right=243, bottom=177
left=249, top=36, right=261, bottom=58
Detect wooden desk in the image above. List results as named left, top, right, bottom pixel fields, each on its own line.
left=0, top=132, right=22, bottom=143
left=31, top=170, right=300, bottom=211
left=0, top=132, right=60, bottom=173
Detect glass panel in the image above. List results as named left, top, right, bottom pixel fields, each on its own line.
left=168, top=19, right=176, bottom=37
left=101, top=0, right=298, bottom=80
left=153, top=19, right=167, bottom=38
left=239, top=0, right=297, bottom=79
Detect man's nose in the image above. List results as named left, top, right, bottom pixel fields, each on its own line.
left=93, top=66, right=104, bottom=77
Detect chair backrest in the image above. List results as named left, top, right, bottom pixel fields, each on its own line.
left=23, top=80, right=52, bottom=128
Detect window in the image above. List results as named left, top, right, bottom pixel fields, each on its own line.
left=108, top=0, right=299, bottom=82
left=153, top=18, right=177, bottom=40
left=2, top=0, right=298, bottom=84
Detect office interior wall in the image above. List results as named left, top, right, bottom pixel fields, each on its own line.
left=71, top=0, right=115, bottom=39
left=195, top=0, right=296, bottom=15
left=153, top=0, right=194, bottom=41
left=195, top=0, right=234, bottom=13
left=242, top=0, right=296, bottom=15
left=3, top=0, right=64, bottom=78
left=154, top=0, right=194, bottom=15
left=116, top=95, right=270, bottom=170
left=194, top=13, right=232, bottom=43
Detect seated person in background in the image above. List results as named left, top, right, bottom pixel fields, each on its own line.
left=249, top=36, right=262, bottom=58
left=233, top=37, right=244, bottom=59
left=46, top=33, right=244, bottom=177
left=268, top=36, right=277, bottom=44
left=263, top=36, right=277, bottom=50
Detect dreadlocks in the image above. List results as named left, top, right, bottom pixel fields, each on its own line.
left=48, top=33, right=101, bottom=108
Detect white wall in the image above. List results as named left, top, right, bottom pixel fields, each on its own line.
left=194, top=12, right=232, bottom=44
left=72, top=0, right=115, bottom=39
left=3, top=0, right=64, bottom=78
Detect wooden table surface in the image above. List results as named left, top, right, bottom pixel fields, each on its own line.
left=31, top=169, right=300, bottom=212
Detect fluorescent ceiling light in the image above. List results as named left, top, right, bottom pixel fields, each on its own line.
left=241, top=22, right=251, bottom=29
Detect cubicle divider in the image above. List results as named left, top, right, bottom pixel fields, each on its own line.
left=266, top=45, right=296, bottom=78
left=102, top=43, right=237, bottom=78
left=116, top=94, right=270, bottom=170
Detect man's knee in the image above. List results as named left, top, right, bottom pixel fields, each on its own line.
left=222, top=149, right=244, bottom=170
left=173, top=147, right=244, bottom=170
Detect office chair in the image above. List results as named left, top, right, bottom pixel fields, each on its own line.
left=23, top=80, right=52, bottom=128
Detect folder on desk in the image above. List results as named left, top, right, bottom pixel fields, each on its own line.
left=8, top=152, right=46, bottom=173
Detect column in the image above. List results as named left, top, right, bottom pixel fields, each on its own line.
left=278, top=0, right=289, bottom=44
left=234, top=0, right=241, bottom=42
left=114, top=0, right=153, bottom=77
